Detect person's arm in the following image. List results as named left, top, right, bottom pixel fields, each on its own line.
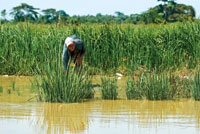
left=62, top=47, right=70, bottom=71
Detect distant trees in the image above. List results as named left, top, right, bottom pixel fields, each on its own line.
left=156, top=0, right=195, bottom=22
left=10, top=3, right=39, bottom=22
left=158, top=0, right=195, bottom=22
left=0, top=9, right=7, bottom=24
left=136, top=1, right=196, bottom=24
left=41, top=8, right=57, bottom=23
left=166, top=4, right=195, bottom=22
left=1, top=9, right=7, bottom=20
left=3, top=2, right=197, bottom=24
left=40, top=9, right=69, bottom=23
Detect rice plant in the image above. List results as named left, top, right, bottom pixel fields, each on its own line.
left=100, top=76, right=118, bottom=100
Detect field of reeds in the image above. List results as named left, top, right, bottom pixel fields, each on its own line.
left=1, top=22, right=200, bottom=102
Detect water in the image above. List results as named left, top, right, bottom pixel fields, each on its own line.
left=0, top=76, right=200, bottom=134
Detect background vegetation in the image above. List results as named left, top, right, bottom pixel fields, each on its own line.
left=0, top=0, right=198, bottom=25
left=0, top=22, right=200, bottom=75
left=1, top=0, right=200, bottom=102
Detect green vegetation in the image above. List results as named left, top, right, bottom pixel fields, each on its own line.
left=100, top=77, right=118, bottom=100
left=126, top=72, right=170, bottom=100
left=192, top=72, right=200, bottom=100
left=35, top=67, right=94, bottom=103
left=1, top=0, right=199, bottom=102
left=1, top=22, right=200, bottom=75
left=0, top=1, right=197, bottom=24
left=126, top=71, right=192, bottom=100
left=34, top=46, right=94, bottom=103
left=1, top=22, right=200, bottom=102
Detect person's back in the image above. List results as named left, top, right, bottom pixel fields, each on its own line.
left=62, top=35, right=86, bottom=71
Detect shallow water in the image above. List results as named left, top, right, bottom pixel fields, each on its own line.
left=0, top=76, right=200, bottom=134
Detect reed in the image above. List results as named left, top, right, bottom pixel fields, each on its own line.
left=34, top=44, right=94, bottom=103
left=126, top=69, right=195, bottom=100
left=1, top=22, right=200, bottom=75
left=100, top=76, right=118, bottom=100
left=1, top=22, right=200, bottom=101
left=126, top=77, right=143, bottom=100
left=127, top=72, right=171, bottom=100
left=169, top=73, right=191, bottom=99
left=192, top=72, right=200, bottom=100
left=35, top=66, right=94, bottom=103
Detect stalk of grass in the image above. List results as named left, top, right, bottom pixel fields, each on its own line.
left=192, top=72, right=200, bottom=100
left=145, top=72, right=170, bottom=100
left=100, top=76, right=118, bottom=100
left=126, top=79, right=143, bottom=100
left=126, top=71, right=172, bottom=100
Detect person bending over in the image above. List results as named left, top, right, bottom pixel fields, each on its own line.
left=62, top=35, right=86, bottom=71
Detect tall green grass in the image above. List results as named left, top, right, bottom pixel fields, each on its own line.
left=34, top=44, right=94, bottom=103
left=126, top=71, right=192, bottom=100
left=1, top=22, right=200, bottom=75
left=35, top=67, right=94, bottom=103
left=126, top=72, right=171, bottom=100
left=1, top=22, right=200, bottom=101
left=192, top=72, right=200, bottom=100
left=100, top=76, right=118, bottom=100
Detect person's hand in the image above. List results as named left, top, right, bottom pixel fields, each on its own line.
left=75, top=57, right=83, bottom=66
left=76, top=59, right=82, bottom=66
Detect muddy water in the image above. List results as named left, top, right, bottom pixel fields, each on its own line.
left=0, top=76, right=200, bottom=134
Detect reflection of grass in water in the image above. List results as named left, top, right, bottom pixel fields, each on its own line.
left=7, top=89, right=11, bottom=94
left=6, top=82, right=15, bottom=94
left=11, top=81, right=16, bottom=91
left=0, top=86, right=3, bottom=93
left=100, top=76, right=118, bottom=100
left=37, top=103, right=90, bottom=134
left=4, top=82, right=21, bottom=96
left=11, top=82, right=20, bottom=96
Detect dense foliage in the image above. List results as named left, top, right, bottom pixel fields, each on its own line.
left=0, top=1, right=197, bottom=24
left=0, top=22, right=200, bottom=75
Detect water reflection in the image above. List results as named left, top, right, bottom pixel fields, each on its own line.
left=35, top=100, right=200, bottom=134
left=38, top=102, right=91, bottom=134
left=94, top=100, right=200, bottom=128
left=0, top=100, right=200, bottom=134
left=1, top=75, right=200, bottom=134
left=0, top=75, right=35, bottom=103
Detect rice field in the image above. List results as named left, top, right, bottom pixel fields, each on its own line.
left=1, top=22, right=200, bottom=102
